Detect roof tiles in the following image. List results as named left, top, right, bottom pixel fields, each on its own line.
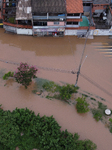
left=66, top=0, right=83, bottom=13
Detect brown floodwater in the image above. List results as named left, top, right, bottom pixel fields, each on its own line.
left=0, top=29, right=112, bottom=150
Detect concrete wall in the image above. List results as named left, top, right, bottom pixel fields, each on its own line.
left=93, top=29, right=112, bottom=35
left=17, top=28, right=32, bottom=35
left=83, top=6, right=91, bottom=12
left=47, top=22, right=65, bottom=26
left=65, top=29, right=94, bottom=36
left=3, top=25, right=17, bottom=33
left=65, top=30, right=77, bottom=35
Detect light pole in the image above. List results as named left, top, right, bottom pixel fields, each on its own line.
left=75, top=26, right=90, bottom=87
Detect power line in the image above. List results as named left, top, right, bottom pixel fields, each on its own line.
left=80, top=73, right=112, bottom=97
left=0, top=58, right=77, bottom=74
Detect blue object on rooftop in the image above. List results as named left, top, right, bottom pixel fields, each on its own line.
left=58, top=14, right=65, bottom=16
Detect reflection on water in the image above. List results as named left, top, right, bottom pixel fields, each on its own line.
left=0, top=29, right=112, bottom=150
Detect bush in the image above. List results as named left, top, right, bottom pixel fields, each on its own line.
left=13, top=63, right=38, bottom=88
left=42, top=81, right=59, bottom=93
left=0, top=105, right=97, bottom=150
left=3, top=71, right=14, bottom=80
left=59, top=84, right=78, bottom=100
left=76, top=97, right=89, bottom=113
left=42, top=82, right=79, bottom=101
left=92, top=109, right=103, bottom=121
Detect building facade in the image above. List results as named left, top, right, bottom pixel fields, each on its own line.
left=0, top=0, right=112, bottom=36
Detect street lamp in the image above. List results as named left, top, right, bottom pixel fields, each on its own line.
left=75, top=25, right=90, bottom=87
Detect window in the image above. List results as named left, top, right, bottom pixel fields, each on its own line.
left=33, top=22, right=47, bottom=26
left=67, top=13, right=80, bottom=16
left=54, top=22, right=59, bottom=25
left=83, top=3, right=91, bottom=6
left=66, top=22, right=78, bottom=25
left=18, top=20, right=32, bottom=25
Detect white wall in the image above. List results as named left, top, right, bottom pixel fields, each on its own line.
left=65, top=30, right=77, bottom=35
left=93, top=29, right=112, bottom=36
left=17, top=29, right=32, bottom=35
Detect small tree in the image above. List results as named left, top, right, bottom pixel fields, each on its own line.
left=13, top=62, right=38, bottom=88
left=76, top=97, right=89, bottom=113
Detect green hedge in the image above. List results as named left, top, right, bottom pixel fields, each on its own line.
left=0, top=106, right=97, bottom=150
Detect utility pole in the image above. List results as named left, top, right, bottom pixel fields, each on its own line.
left=75, top=26, right=90, bottom=87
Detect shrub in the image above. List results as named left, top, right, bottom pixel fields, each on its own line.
left=76, top=97, right=89, bottom=113
left=92, top=109, right=103, bottom=121
left=98, top=102, right=107, bottom=112
left=59, top=84, right=78, bottom=100
left=13, top=62, right=38, bottom=88
left=109, top=118, right=112, bottom=123
left=42, top=82, right=79, bottom=101
left=42, top=81, right=59, bottom=93
left=3, top=71, right=14, bottom=80
left=109, top=118, right=112, bottom=133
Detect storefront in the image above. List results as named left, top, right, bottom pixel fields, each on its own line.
left=33, top=27, right=65, bottom=37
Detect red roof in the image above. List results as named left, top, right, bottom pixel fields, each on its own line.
left=66, top=0, right=83, bottom=13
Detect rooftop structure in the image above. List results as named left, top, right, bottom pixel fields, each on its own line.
left=93, top=0, right=110, bottom=4
left=66, top=0, right=83, bottom=13
left=16, top=0, right=32, bottom=20
left=32, top=0, right=66, bottom=14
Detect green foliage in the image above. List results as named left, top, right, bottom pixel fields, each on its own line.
left=76, top=97, right=89, bottom=113
left=110, top=127, right=112, bottom=133
left=14, top=63, right=38, bottom=89
left=109, top=118, right=112, bottom=123
left=3, top=71, right=14, bottom=80
left=109, top=118, right=112, bottom=133
left=90, top=97, right=96, bottom=101
left=0, top=106, right=97, bottom=150
left=42, top=81, right=59, bottom=93
left=98, top=102, right=107, bottom=111
left=8, top=17, right=15, bottom=24
left=43, top=81, right=79, bottom=102
left=92, top=102, right=107, bottom=122
left=76, top=140, right=97, bottom=150
left=92, top=109, right=103, bottom=121
left=82, top=94, right=89, bottom=97
left=59, top=84, right=78, bottom=100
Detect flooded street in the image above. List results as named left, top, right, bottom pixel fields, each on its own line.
left=0, top=29, right=112, bottom=150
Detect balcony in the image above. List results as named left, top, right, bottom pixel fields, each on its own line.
left=66, top=13, right=81, bottom=19
left=33, top=15, right=66, bottom=21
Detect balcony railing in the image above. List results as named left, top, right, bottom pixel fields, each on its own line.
left=33, top=16, right=66, bottom=20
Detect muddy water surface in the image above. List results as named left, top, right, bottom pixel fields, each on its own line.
left=0, top=29, right=112, bottom=150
